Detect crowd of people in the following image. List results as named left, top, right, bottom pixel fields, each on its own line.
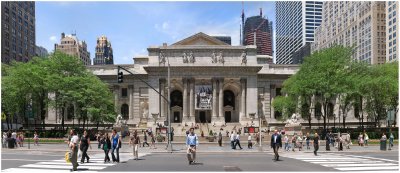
left=2, top=130, right=28, bottom=148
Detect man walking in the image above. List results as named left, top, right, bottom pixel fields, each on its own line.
left=313, top=133, right=320, bottom=156
left=142, top=130, right=149, bottom=147
left=230, top=131, right=236, bottom=149
left=130, top=130, right=140, bottom=160
left=234, top=133, right=243, bottom=150
left=186, top=128, right=198, bottom=165
left=111, top=129, right=121, bottom=163
left=218, top=131, right=223, bottom=147
left=271, top=130, right=282, bottom=161
left=69, top=129, right=79, bottom=171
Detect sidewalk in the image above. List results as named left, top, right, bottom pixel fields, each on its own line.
left=3, top=142, right=397, bottom=154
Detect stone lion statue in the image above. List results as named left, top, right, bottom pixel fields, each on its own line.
left=116, top=114, right=123, bottom=125
left=286, top=113, right=302, bottom=125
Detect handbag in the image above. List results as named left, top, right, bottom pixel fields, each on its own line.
left=65, top=152, right=71, bottom=163
left=78, top=149, right=82, bottom=158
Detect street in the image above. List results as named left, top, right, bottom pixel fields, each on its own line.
left=1, top=143, right=399, bottom=172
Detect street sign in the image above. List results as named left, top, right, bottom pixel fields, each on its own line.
left=1, top=112, right=6, bottom=120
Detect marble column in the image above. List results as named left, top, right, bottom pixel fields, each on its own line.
left=160, top=79, right=165, bottom=118
left=212, top=78, right=218, bottom=122
left=218, top=78, right=224, bottom=120
left=183, top=78, right=188, bottom=119
left=271, top=84, right=276, bottom=119
left=189, top=78, right=195, bottom=121
left=114, top=85, right=120, bottom=114
left=240, top=78, right=246, bottom=119
left=128, top=85, right=134, bottom=121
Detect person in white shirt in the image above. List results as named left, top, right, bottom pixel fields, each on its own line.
left=69, top=129, right=79, bottom=171
left=247, top=134, right=252, bottom=149
left=230, top=132, right=236, bottom=149
left=234, top=133, right=243, bottom=150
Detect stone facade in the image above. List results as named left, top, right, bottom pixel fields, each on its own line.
left=46, top=32, right=366, bottom=129
left=54, top=32, right=91, bottom=66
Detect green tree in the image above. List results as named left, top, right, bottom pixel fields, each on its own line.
left=272, top=96, right=296, bottom=121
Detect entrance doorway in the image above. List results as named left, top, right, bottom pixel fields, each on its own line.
left=225, top=111, right=232, bottom=122
left=173, top=111, right=180, bottom=123
left=199, top=111, right=206, bottom=123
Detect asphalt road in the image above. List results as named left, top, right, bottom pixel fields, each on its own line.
left=2, top=148, right=399, bottom=172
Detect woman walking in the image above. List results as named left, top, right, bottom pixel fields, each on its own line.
left=150, top=132, right=156, bottom=149
left=111, top=129, right=121, bottom=163
left=33, top=132, right=39, bottom=146
left=142, top=130, right=149, bottom=147
left=102, top=133, right=111, bottom=163
left=80, top=130, right=91, bottom=163
left=313, top=133, right=320, bottom=156
left=306, top=133, right=310, bottom=150
left=130, top=130, right=140, bottom=160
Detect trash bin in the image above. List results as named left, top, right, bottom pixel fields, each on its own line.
left=380, top=140, right=387, bottom=151
left=8, top=138, right=15, bottom=149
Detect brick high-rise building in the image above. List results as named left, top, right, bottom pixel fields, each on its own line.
left=54, top=32, right=91, bottom=66
left=312, top=2, right=387, bottom=64
left=94, top=35, right=113, bottom=65
left=242, top=9, right=273, bottom=57
left=1, top=1, right=36, bottom=64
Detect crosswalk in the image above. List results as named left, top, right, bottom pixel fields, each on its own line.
left=281, top=152, right=399, bottom=171
left=2, top=152, right=148, bottom=172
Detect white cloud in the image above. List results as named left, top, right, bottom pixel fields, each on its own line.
left=49, top=36, right=57, bottom=42
left=162, top=22, right=169, bottom=30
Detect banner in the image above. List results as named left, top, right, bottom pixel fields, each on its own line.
left=195, top=85, right=212, bottom=110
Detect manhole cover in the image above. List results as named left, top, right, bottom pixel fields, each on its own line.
left=224, top=166, right=242, bottom=171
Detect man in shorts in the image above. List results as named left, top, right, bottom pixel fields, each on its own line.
left=186, top=128, right=198, bottom=165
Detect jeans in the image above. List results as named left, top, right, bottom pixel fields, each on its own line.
left=104, top=149, right=110, bottom=162
left=234, top=139, right=242, bottom=149
left=142, top=141, right=149, bottom=147
left=389, top=138, right=394, bottom=147
left=314, top=144, right=319, bottom=155
left=306, top=140, right=310, bottom=149
left=111, top=147, right=120, bottom=162
left=273, top=145, right=280, bottom=160
left=284, top=143, right=289, bottom=151
left=365, top=139, right=368, bottom=146
left=231, top=141, right=235, bottom=149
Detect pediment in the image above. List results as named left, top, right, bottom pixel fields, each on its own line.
left=171, top=32, right=229, bottom=46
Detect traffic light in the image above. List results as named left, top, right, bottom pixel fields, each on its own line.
left=117, top=71, right=123, bottom=83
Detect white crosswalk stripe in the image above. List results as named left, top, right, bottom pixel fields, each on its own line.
left=281, top=152, right=399, bottom=171
left=2, top=152, right=149, bottom=172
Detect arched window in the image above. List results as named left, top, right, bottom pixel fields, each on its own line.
left=223, top=90, right=235, bottom=108
left=170, top=90, right=183, bottom=108
left=121, top=104, right=129, bottom=119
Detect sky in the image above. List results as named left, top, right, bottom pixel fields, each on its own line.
left=36, top=1, right=276, bottom=64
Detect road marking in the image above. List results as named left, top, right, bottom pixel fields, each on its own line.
left=321, top=163, right=398, bottom=167
left=20, top=164, right=106, bottom=170
left=37, top=162, right=115, bottom=166
left=335, top=166, right=399, bottom=171
left=2, top=168, right=98, bottom=173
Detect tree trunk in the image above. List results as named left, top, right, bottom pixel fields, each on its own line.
left=342, top=109, right=346, bottom=129
left=83, top=117, right=85, bottom=130
left=323, top=99, right=327, bottom=131
left=61, top=106, right=65, bottom=130
left=360, top=96, right=364, bottom=131
left=96, top=122, right=99, bottom=130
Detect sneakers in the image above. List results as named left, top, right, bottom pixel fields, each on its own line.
left=189, top=161, right=193, bottom=165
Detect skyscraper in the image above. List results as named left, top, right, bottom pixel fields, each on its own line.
left=1, top=1, right=36, bottom=64
left=54, top=32, right=91, bottom=66
left=312, top=2, right=387, bottom=64
left=275, top=1, right=323, bottom=64
left=387, top=1, right=398, bottom=63
left=94, top=35, right=113, bottom=65
left=242, top=9, right=273, bottom=57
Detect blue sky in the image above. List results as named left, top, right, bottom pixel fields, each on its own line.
left=36, top=1, right=276, bottom=64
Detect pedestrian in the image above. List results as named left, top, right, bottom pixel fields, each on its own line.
left=230, top=131, right=236, bottom=149
left=2, top=132, right=7, bottom=148
left=20, top=132, right=24, bottom=147
left=79, top=130, right=91, bottom=163
left=16, top=134, right=21, bottom=147
left=142, top=130, right=150, bottom=147
left=325, top=133, right=330, bottom=151
left=271, top=130, right=282, bottom=161
left=358, top=133, right=364, bottom=147
left=338, top=135, right=343, bottom=151
left=306, top=133, right=310, bottom=150
left=248, top=134, right=252, bottom=149
left=218, top=131, right=223, bottom=147
left=256, top=133, right=260, bottom=145
left=102, top=133, right=111, bottom=163
left=283, top=135, right=289, bottom=151
left=291, top=135, right=296, bottom=152
left=130, top=130, right=140, bottom=160
left=389, top=132, right=394, bottom=148
left=150, top=132, right=156, bottom=149
left=297, top=135, right=303, bottom=151
left=96, top=132, right=102, bottom=149
left=234, top=133, right=243, bottom=149
left=186, top=128, right=198, bottom=165
left=69, top=129, right=79, bottom=171
left=313, top=133, right=320, bottom=156
left=33, top=132, right=39, bottom=146
left=364, top=132, right=369, bottom=146
left=11, top=131, right=17, bottom=148
left=111, top=129, right=121, bottom=163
